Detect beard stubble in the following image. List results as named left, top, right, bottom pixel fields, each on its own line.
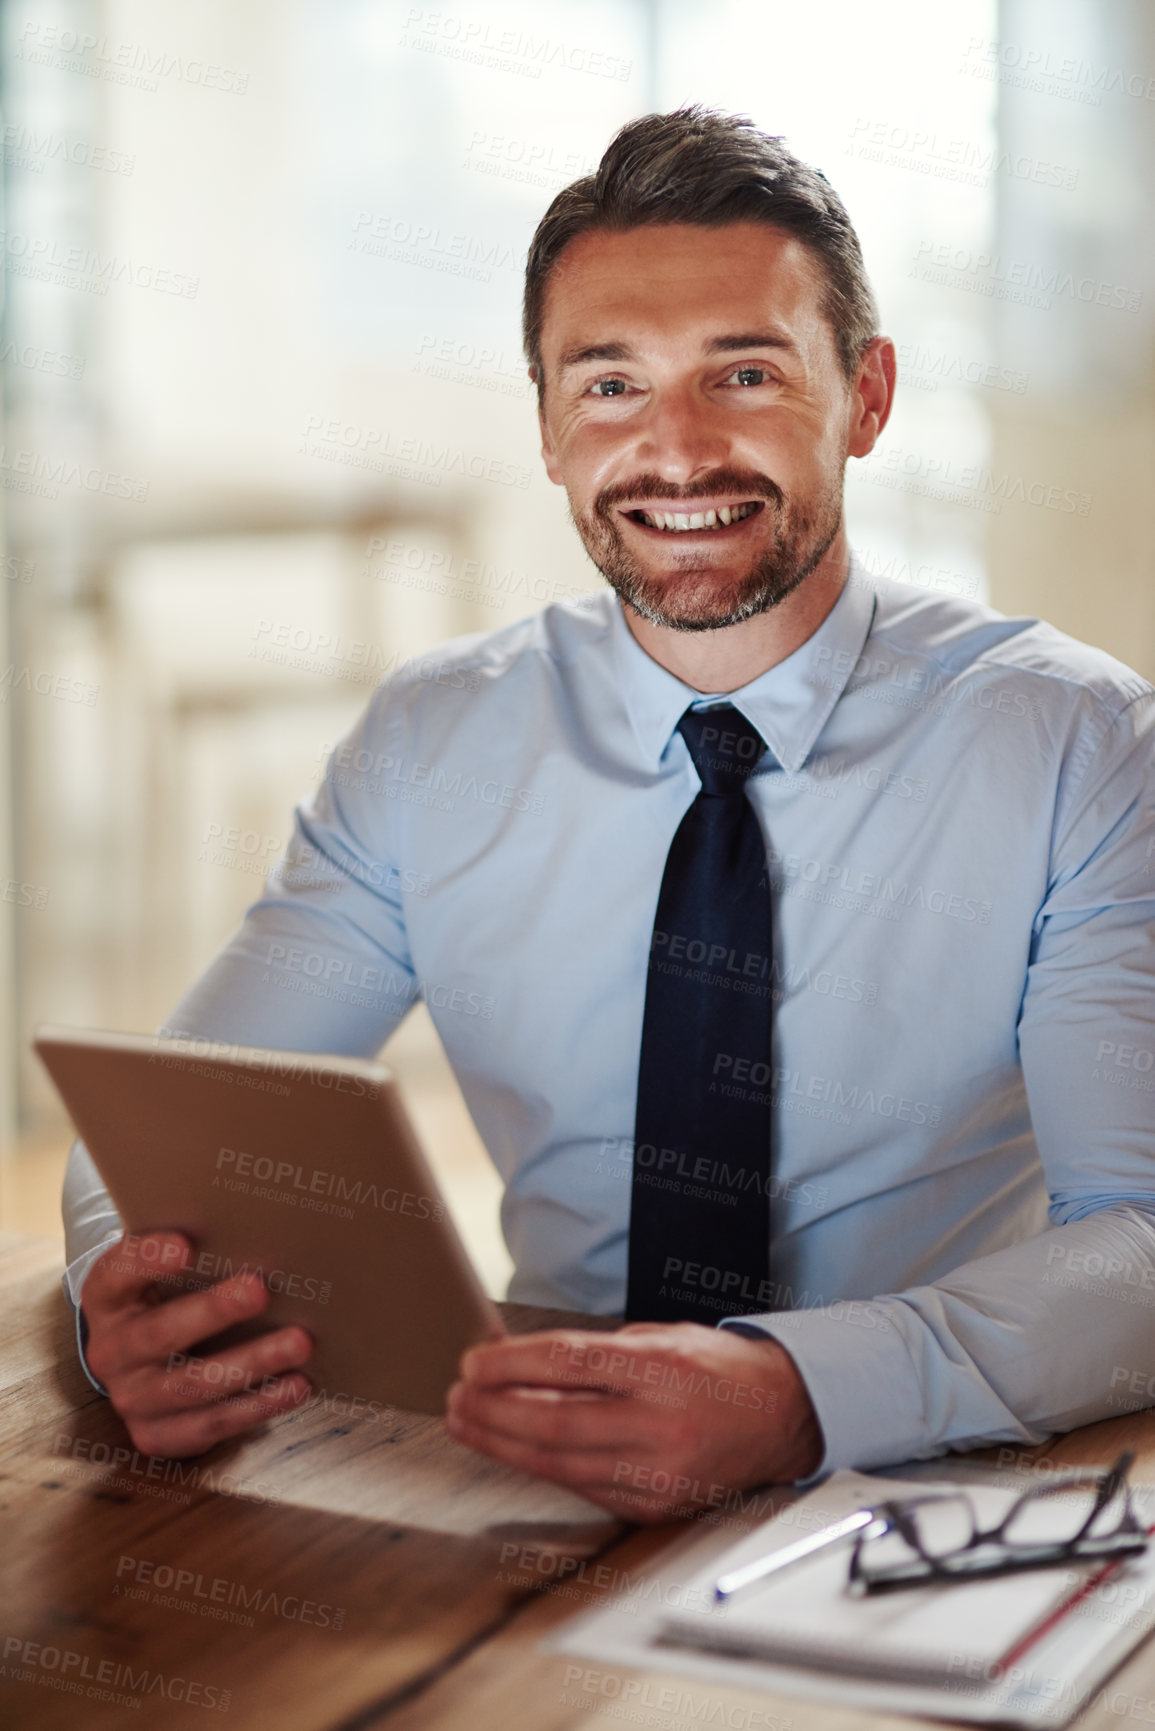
left=571, top=465, right=844, bottom=632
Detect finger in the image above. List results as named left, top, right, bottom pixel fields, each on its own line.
left=84, top=1232, right=195, bottom=1314
left=448, top=1380, right=648, bottom=1455
left=445, top=1404, right=623, bottom=1494
left=460, top=1330, right=639, bottom=1390
left=614, top=1322, right=718, bottom=1349
left=114, top=1272, right=273, bottom=1375
left=132, top=1325, right=314, bottom=1418
left=127, top=1373, right=313, bottom=1460
left=455, top=1432, right=706, bottom=1525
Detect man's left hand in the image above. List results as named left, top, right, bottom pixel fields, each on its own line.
left=444, top=1322, right=823, bottom=1522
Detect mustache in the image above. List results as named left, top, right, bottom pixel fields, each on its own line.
left=594, top=468, right=784, bottom=520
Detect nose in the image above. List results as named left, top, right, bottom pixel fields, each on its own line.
left=632, top=383, right=731, bottom=487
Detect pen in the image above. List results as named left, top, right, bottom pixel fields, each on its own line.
left=713, top=1506, right=884, bottom=1601
left=990, top=1519, right=1155, bottom=1681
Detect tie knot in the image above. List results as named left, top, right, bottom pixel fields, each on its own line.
left=677, top=705, right=767, bottom=796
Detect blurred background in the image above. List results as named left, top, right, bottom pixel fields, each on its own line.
left=1, top=0, right=1152, bottom=1293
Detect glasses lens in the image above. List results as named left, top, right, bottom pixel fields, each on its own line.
left=1002, top=1478, right=1121, bottom=1549
left=862, top=1526, right=923, bottom=1573
left=858, top=1497, right=975, bottom=1577
left=907, top=1495, right=975, bottom=1559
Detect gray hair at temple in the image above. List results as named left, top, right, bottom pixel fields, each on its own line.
left=523, top=105, right=880, bottom=400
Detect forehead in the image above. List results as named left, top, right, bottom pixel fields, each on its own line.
left=538, top=221, right=831, bottom=361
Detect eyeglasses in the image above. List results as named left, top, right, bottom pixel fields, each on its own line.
left=848, top=1452, right=1149, bottom=1595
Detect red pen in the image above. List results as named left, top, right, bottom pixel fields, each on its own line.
left=990, top=1521, right=1155, bottom=1681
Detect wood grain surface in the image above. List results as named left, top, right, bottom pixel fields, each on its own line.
left=1, top=1232, right=1153, bottom=1731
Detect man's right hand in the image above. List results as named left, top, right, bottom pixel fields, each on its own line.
left=82, top=1231, right=313, bottom=1458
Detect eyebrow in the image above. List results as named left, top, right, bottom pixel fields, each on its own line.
left=557, top=331, right=798, bottom=371
left=708, top=331, right=797, bottom=355
left=558, top=341, right=633, bottom=370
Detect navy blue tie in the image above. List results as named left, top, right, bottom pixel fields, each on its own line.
left=626, top=704, right=774, bottom=1324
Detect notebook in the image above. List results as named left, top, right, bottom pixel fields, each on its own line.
left=551, top=1468, right=1155, bottom=1728
left=656, top=1472, right=1115, bottom=1685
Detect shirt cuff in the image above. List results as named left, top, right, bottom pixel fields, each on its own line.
left=719, top=1301, right=932, bottom=1476
left=61, top=1238, right=119, bottom=1396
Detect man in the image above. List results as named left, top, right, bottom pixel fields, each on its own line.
left=64, top=108, right=1155, bottom=1522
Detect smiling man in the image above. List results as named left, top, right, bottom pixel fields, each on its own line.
left=63, top=108, right=1155, bottom=1518
left=536, top=226, right=856, bottom=661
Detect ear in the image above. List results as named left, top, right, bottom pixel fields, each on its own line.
left=532, top=368, right=565, bottom=486
left=847, top=336, right=896, bottom=459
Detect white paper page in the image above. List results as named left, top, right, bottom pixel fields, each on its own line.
left=659, top=1468, right=1098, bottom=1680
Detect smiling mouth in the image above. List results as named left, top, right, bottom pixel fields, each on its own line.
left=625, top=501, right=764, bottom=534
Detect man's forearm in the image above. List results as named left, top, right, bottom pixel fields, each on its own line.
left=721, top=1202, right=1155, bottom=1473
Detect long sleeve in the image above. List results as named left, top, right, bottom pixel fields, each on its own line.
left=722, top=690, right=1155, bottom=1472
left=60, top=677, right=423, bottom=1357
left=53, top=577, right=1155, bottom=1441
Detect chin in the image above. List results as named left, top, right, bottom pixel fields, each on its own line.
left=616, top=553, right=809, bottom=628
left=621, top=580, right=784, bottom=634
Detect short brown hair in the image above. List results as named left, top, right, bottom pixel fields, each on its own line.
left=523, top=105, right=879, bottom=395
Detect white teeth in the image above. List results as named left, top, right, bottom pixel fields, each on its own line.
left=639, top=502, right=758, bottom=532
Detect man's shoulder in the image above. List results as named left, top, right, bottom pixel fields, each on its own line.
left=866, top=573, right=1153, bottom=721
left=388, top=590, right=616, bottom=704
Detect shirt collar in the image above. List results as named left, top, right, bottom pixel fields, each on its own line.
left=610, top=547, right=878, bottom=775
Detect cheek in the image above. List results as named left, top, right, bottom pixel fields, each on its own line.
left=554, top=424, right=631, bottom=498
left=741, top=404, right=836, bottom=469
left=758, top=437, right=836, bottom=499
left=556, top=410, right=626, bottom=459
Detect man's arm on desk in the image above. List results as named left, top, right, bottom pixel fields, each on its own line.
left=452, top=693, right=1155, bottom=1504
left=728, top=689, right=1155, bottom=1475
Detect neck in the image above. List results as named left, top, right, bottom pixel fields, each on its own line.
left=621, top=529, right=850, bottom=694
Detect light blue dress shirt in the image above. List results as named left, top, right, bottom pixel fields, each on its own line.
left=63, top=549, right=1155, bottom=1474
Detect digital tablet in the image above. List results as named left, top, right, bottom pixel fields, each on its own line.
left=34, top=1025, right=505, bottom=1417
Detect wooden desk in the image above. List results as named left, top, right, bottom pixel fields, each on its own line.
left=2, top=1230, right=1153, bottom=1731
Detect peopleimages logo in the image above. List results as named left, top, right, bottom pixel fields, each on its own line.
left=113, top=1553, right=345, bottom=1630
left=0, top=228, right=198, bottom=297
left=960, top=34, right=1155, bottom=104
left=767, top=846, right=993, bottom=926
left=910, top=239, right=1141, bottom=312
left=398, top=8, right=633, bottom=82
left=327, top=744, right=545, bottom=815
left=300, top=414, right=531, bottom=488
left=0, top=444, right=148, bottom=501
left=15, top=20, right=249, bottom=93
left=214, top=1145, right=446, bottom=1221
left=178, top=1246, right=332, bottom=1305
left=2, top=124, right=135, bottom=175
left=1, top=1636, right=230, bottom=1712
left=51, top=1430, right=277, bottom=1505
